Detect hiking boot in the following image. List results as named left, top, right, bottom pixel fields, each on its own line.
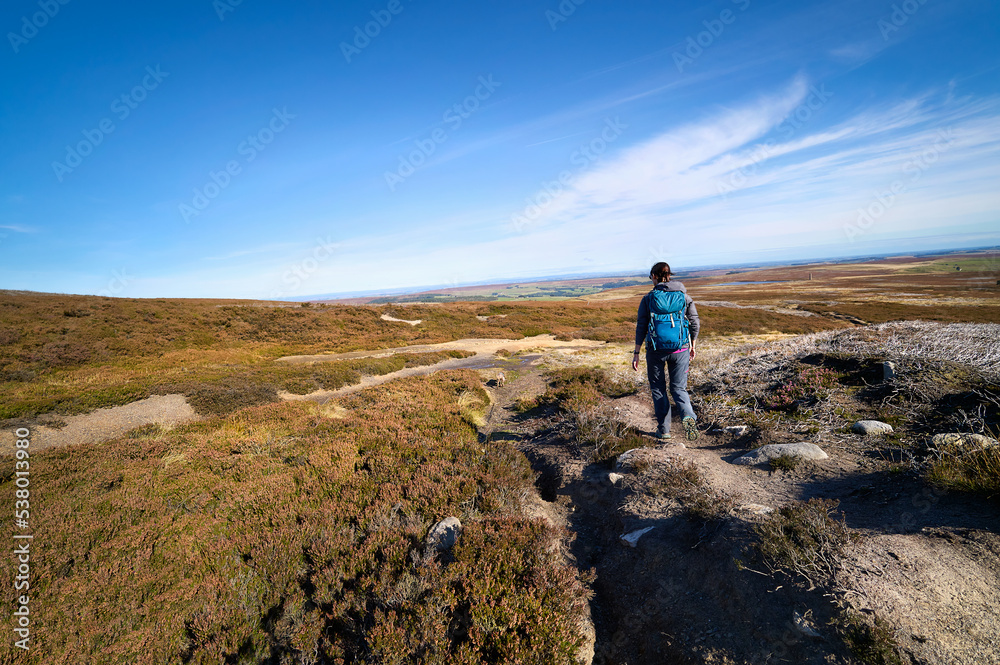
left=656, top=425, right=671, bottom=440
left=683, top=417, right=699, bottom=441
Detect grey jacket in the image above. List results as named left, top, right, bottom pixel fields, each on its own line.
left=635, top=281, right=700, bottom=348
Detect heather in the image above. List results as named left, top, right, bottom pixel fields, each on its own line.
left=23, top=371, right=591, bottom=664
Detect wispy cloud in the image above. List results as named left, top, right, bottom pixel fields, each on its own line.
left=0, top=224, right=36, bottom=233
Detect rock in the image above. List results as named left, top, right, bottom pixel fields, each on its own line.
left=426, top=517, right=462, bottom=551
left=620, top=526, right=655, bottom=547
left=615, top=447, right=682, bottom=473
left=882, top=361, right=896, bottom=381
left=793, top=611, right=822, bottom=638
left=735, top=503, right=774, bottom=516
left=731, top=443, right=829, bottom=466
left=724, top=425, right=748, bottom=436
left=852, top=420, right=894, bottom=436
left=927, top=433, right=999, bottom=451
left=607, top=472, right=625, bottom=486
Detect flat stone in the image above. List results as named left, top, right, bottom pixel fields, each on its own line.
left=732, top=443, right=829, bottom=466
left=882, top=361, right=896, bottom=381
left=852, top=420, right=894, bottom=436
left=620, top=526, right=655, bottom=547
left=615, top=447, right=682, bottom=473
left=793, top=611, right=822, bottom=638
left=735, top=503, right=774, bottom=516
left=724, top=425, right=749, bottom=436
left=928, top=433, right=999, bottom=451
left=426, top=516, right=462, bottom=551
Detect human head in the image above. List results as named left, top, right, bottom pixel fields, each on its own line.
left=649, top=262, right=673, bottom=283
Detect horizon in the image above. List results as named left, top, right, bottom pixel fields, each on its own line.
left=2, top=0, right=999, bottom=299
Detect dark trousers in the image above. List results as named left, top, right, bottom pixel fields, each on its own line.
left=646, top=348, right=695, bottom=432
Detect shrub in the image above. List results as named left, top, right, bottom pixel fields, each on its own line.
left=20, top=371, right=592, bottom=664
left=838, top=610, right=903, bottom=665
left=749, top=498, right=858, bottom=590
left=770, top=454, right=800, bottom=472
left=926, top=445, right=1000, bottom=500
left=764, top=367, right=840, bottom=411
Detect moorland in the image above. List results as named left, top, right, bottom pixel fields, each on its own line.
left=1, top=249, right=998, bottom=664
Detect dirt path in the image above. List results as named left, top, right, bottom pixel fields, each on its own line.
left=276, top=334, right=607, bottom=402
left=481, top=359, right=1000, bottom=665
left=0, top=394, right=198, bottom=456
left=2, top=335, right=605, bottom=454
left=275, top=333, right=605, bottom=364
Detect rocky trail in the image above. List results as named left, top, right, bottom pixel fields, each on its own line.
left=476, top=351, right=1000, bottom=665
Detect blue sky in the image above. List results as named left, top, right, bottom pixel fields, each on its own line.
left=1, top=0, right=998, bottom=298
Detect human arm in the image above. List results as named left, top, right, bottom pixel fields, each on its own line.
left=633, top=295, right=649, bottom=370
left=686, top=297, right=700, bottom=359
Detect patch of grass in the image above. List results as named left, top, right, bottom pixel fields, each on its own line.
left=769, top=454, right=800, bottom=472
left=926, top=446, right=1000, bottom=500
left=837, top=610, right=903, bottom=665
left=749, top=498, right=859, bottom=590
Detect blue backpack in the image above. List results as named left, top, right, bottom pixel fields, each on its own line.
left=646, top=289, right=690, bottom=351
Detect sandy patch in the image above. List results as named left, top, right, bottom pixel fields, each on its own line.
left=380, top=313, right=422, bottom=325
left=0, top=394, right=198, bottom=455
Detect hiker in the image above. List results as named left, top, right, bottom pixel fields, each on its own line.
left=632, top=262, right=700, bottom=442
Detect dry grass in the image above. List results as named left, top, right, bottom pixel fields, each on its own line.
left=9, top=370, right=593, bottom=664
left=749, top=498, right=859, bottom=591
left=926, top=445, right=1000, bottom=499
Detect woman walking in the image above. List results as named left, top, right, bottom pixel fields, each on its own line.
left=632, top=262, right=700, bottom=443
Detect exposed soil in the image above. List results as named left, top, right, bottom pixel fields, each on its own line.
left=0, top=394, right=198, bottom=455
left=474, top=345, right=1000, bottom=665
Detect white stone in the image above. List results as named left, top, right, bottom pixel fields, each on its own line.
left=607, top=472, right=625, bottom=486
left=426, top=516, right=462, bottom=551
left=928, top=433, right=999, bottom=451
left=852, top=420, right=894, bottom=436
left=735, top=503, right=774, bottom=516
left=724, top=425, right=749, bottom=436
left=732, top=443, right=829, bottom=466
left=620, top=526, right=655, bottom=547
left=793, top=611, right=822, bottom=638
left=882, top=361, right=896, bottom=381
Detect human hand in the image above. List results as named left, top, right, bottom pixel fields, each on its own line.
left=632, top=352, right=640, bottom=371
left=690, top=347, right=697, bottom=360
